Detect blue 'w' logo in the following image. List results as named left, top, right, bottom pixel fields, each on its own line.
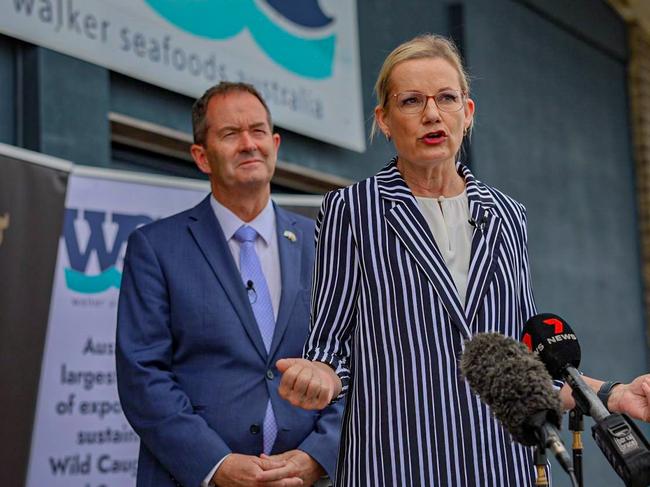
left=63, top=209, right=152, bottom=294
left=145, top=0, right=336, bottom=79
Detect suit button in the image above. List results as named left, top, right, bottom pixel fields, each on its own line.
left=266, top=370, right=274, bottom=380
left=250, top=423, right=260, bottom=435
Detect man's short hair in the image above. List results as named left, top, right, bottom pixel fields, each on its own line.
left=191, top=81, right=273, bottom=145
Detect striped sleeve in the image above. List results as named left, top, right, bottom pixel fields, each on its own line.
left=303, top=189, right=360, bottom=398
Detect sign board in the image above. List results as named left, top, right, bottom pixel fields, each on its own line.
left=0, top=0, right=366, bottom=151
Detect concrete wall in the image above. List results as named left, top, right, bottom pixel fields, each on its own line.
left=465, top=2, right=645, bottom=485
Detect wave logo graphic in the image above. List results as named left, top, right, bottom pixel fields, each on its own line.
left=63, top=209, right=152, bottom=294
left=145, top=0, right=336, bottom=79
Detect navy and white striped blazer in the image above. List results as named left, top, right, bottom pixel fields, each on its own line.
left=305, top=159, right=540, bottom=486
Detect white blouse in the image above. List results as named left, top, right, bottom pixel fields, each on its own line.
left=416, top=190, right=473, bottom=306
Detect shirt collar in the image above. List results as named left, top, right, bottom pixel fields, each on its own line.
left=210, top=195, right=276, bottom=246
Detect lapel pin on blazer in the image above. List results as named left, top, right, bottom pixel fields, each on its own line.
left=283, top=230, right=297, bottom=242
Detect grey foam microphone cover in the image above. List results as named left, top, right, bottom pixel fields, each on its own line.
left=460, top=332, right=563, bottom=446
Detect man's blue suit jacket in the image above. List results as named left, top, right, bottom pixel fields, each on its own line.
left=116, top=195, right=343, bottom=487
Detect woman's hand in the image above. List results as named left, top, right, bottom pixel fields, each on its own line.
left=276, top=358, right=342, bottom=410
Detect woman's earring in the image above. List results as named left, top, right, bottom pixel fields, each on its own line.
left=385, top=132, right=391, bottom=141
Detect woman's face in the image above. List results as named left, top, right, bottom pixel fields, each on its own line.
left=375, top=57, right=475, bottom=172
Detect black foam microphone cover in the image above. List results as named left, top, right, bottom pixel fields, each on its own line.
left=460, top=332, right=563, bottom=446
left=521, top=313, right=581, bottom=381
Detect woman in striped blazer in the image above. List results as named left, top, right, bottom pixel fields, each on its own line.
left=277, top=35, right=650, bottom=486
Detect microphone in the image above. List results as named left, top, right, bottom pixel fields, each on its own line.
left=522, top=313, right=650, bottom=486
left=521, top=313, right=608, bottom=421
left=245, top=280, right=257, bottom=304
left=468, top=215, right=488, bottom=232
left=460, top=332, right=574, bottom=474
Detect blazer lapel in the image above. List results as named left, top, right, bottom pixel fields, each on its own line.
left=378, top=161, right=470, bottom=339
left=187, top=196, right=268, bottom=360
left=462, top=165, right=504, bottom=328
left=268, top=206, right=303, bottom=360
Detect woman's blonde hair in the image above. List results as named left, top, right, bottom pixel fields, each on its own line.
left=371, top=34, right=471, bottom=140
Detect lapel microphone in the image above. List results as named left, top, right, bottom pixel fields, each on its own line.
left=246, top=280, right=257, bottom=304
left=468, top=214, right=489, bottom=233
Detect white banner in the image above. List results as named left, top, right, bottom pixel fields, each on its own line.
left=0, top=0, right=365, bottom=152
left=26, top=172, right=206, bottom=487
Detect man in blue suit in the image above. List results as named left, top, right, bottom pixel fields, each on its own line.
left=116, top=82, right=343, bottom=487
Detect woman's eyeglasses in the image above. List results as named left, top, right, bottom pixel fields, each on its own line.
left=392, top=90, right=466, bottom=114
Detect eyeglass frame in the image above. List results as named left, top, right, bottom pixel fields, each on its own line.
left=389, top=89, right=468, bottom=115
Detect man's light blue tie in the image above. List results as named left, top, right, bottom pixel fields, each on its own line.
left=233, top=225, right=277, bottom=455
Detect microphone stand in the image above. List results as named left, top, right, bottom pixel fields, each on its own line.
left=534, top=430, right=579, bottom=487
left=569, top=407, right=584, bottom=487
left=534, top=447, right=549, bottom=487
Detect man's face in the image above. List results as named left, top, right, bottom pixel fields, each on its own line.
left=191, top=91, right=280, bottom=195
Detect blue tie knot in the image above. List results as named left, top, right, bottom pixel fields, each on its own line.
left=234, top=225, right=258, bottom=244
